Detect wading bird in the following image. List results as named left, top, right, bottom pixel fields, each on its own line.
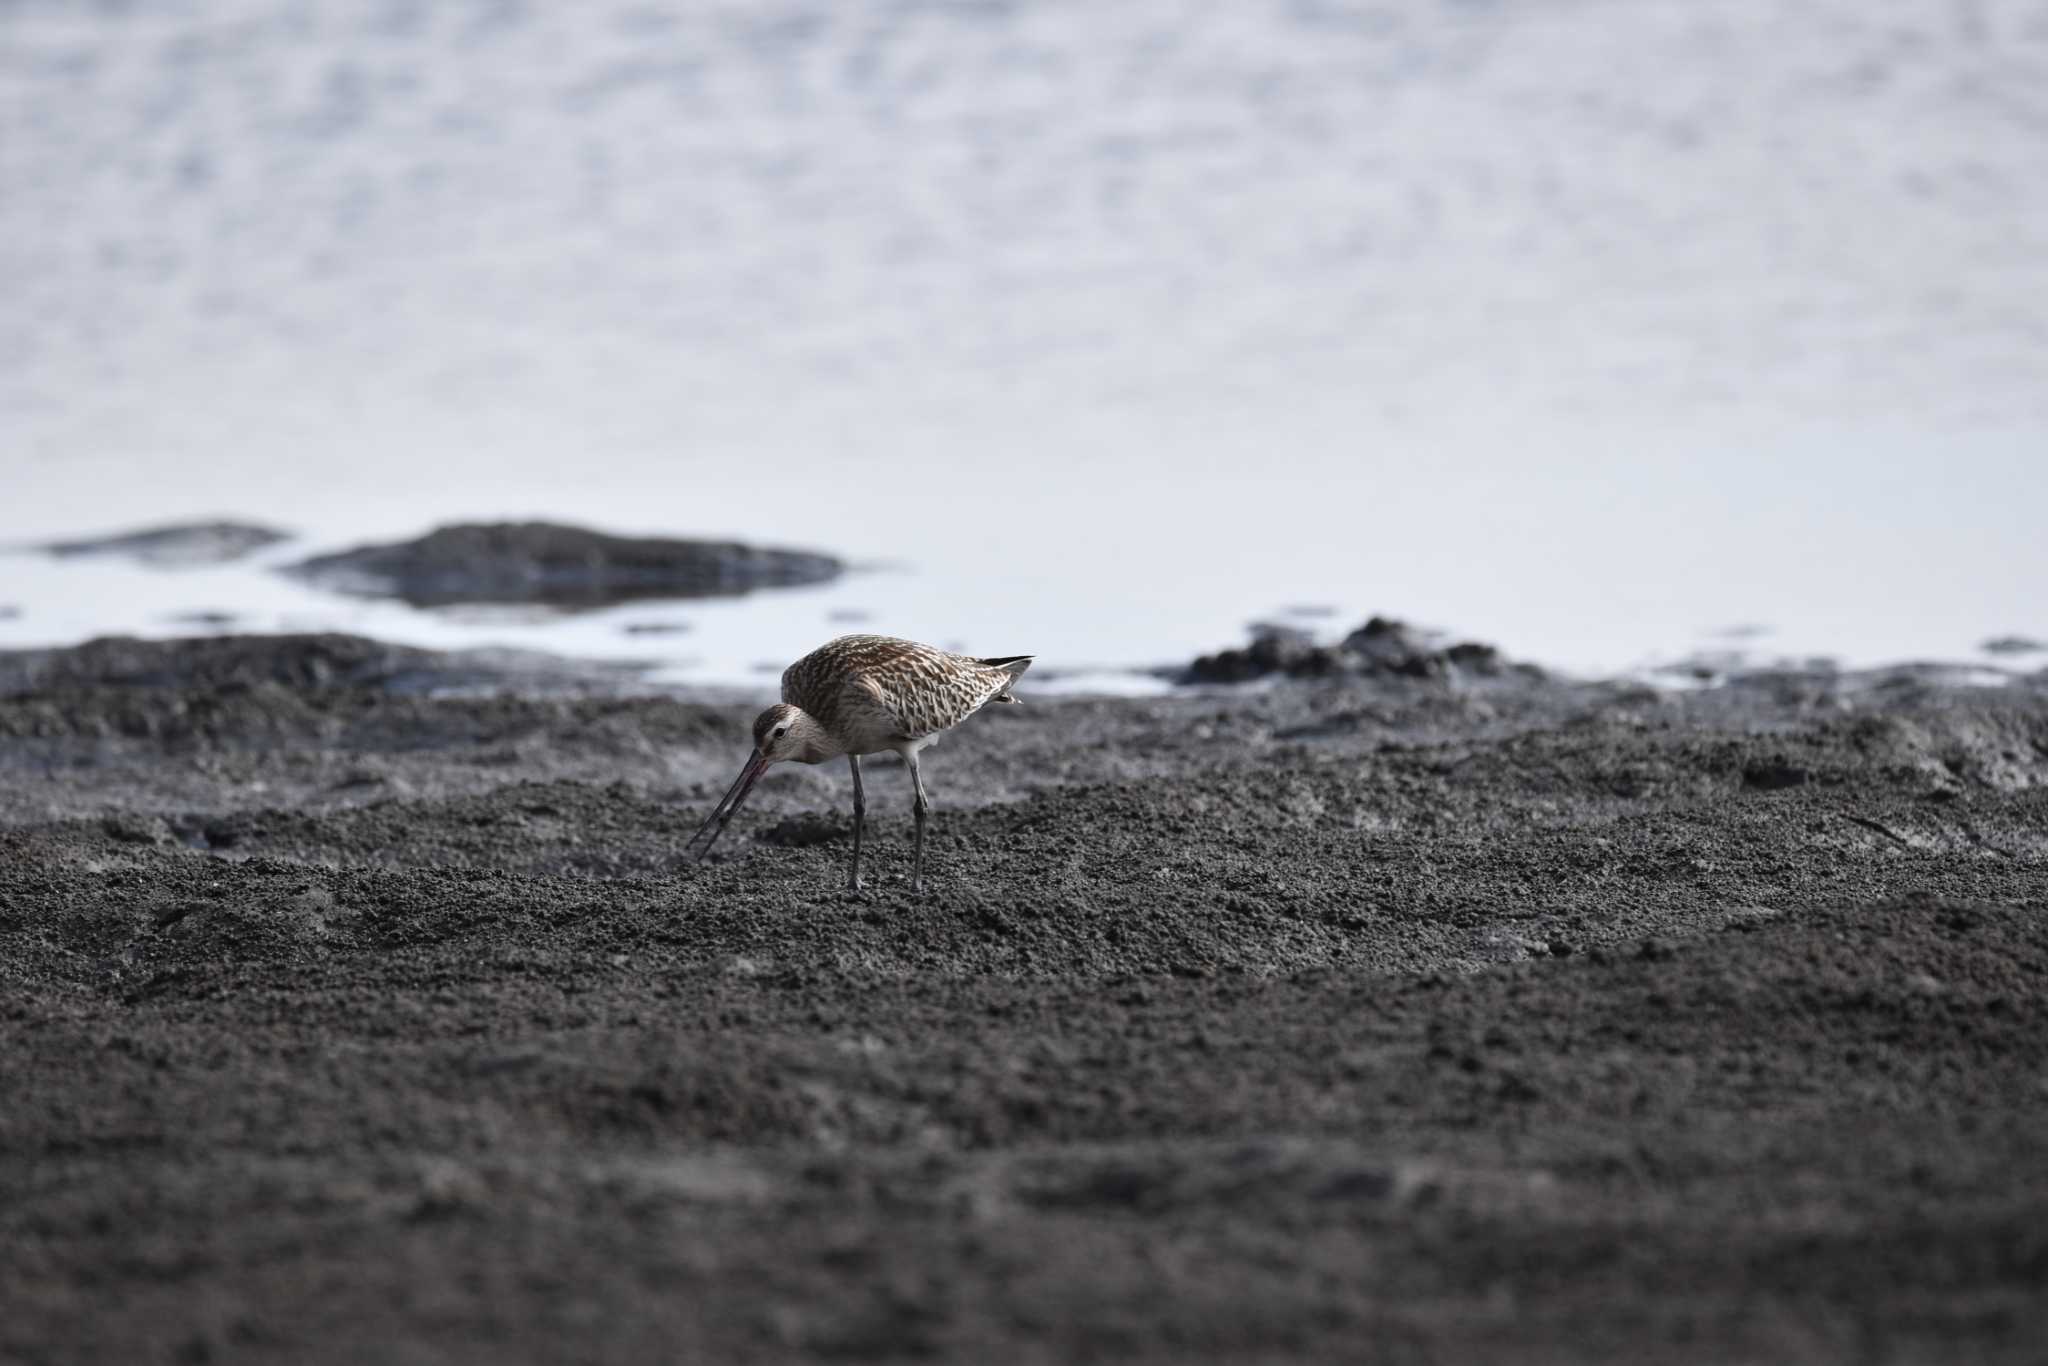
left=687, top=634, right=1032, bottom=892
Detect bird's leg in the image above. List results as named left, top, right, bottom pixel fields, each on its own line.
left=906, top=750, right=931, bottom=893
left=847, top=753, right=866, bottom=894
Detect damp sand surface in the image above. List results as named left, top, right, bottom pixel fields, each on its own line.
left=3, top=637, right=2046, bottom=1363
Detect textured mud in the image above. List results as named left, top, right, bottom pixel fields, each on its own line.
left=3, top=637, right=2046, bottom=1363
left=27, top=520, right=292, bottom=567
left=1181, top=615, right=1526, bottom=685
left=282, top=521, right=843, bottom=607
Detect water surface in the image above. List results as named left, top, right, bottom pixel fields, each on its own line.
left=5, top=0, right=2044, bottom=682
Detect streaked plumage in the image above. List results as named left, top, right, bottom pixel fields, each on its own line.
left=688, top=635, right=1032, bottom=892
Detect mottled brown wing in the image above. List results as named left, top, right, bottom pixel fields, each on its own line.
left=781, top=635, right=1011, bottom=746
left=782, top=635, right=908, bottom=720
left=860, top=653, right=1012, bottom=742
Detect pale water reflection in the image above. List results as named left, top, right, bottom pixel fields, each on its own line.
left=4, top=0, right=2044, bottom=683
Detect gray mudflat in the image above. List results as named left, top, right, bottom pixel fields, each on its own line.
left=34, top=519, right=292, bottom=566
left=0, top=632, right=651, bottom=701
left=3, top=636, right=2044, bottom=1363
left=283, top=521, right=843, bottom=607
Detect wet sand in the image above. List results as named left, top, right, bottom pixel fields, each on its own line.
left=3, top=637, right=2045, bottom=1363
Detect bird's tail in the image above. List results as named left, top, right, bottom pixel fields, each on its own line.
left=979, top=655, right=1033, bottom=703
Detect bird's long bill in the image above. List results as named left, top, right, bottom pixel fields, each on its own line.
left=687, top=750, right=770, bottom=863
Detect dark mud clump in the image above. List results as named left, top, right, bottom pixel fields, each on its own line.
left=1982, top=634, right=2045, bottom=657
left=0, top=636, right=671, bottom=826
left=33, top=518, right=292, bottom=566
left=0, top=632, right=438, bottom=694
left=284, top=521, right=844, bottom=608
left=1184, top=615, right=1535, bottom=684
left=3, top=634, right=2047, bottom=1362
left=36, top=520, right=294, bottom=569
left=0, top=632, right=646, bottom=698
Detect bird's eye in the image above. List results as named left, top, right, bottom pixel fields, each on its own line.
left=773, top=726, right=788, bottom=739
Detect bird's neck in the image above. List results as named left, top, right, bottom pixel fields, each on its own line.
left=797, top=733, right=844, bottom=764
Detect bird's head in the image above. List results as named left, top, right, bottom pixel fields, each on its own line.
left=751, top=703, right=823, bottom=763
left=686, top=704, right=828, bottom=865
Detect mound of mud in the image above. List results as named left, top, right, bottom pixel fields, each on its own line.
left=0, top=635, right=697, bottom=825
left=284, top=521, right=844, bottom=607
left=34, top=518, right=291, bottom=566
left=0, top=633, right=442, bottom=694
left=1184, top=615, right=1537, bottom=685
left=0, top=632, right=649, bottom=699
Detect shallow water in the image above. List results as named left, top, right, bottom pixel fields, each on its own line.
left=4, top=0, right=2045, bottom=683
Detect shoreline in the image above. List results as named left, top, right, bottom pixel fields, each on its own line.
left=4, top=519, right=2041, bottom=690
